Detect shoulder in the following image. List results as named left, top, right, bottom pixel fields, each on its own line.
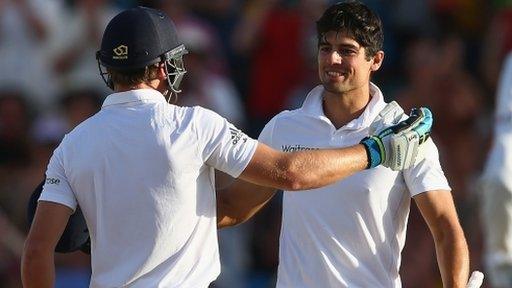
left=62, top=111, right=103, bottom=142
left=158, top=105, right=220, bottom=129
left=190, top=105, right=221, bottom=117
left=187, top=106, right=228, bottom=126
left=258, top=109, right=303, bottom=144
left=266, top=109, right=303, bottom=127
left=185, top=106, right=240, bottom=140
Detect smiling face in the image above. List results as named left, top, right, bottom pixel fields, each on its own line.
left=318, top=31, right=383, bottom=96
left=315, top=2, right=385, bottom=98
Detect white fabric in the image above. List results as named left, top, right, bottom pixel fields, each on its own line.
left=39, top=89, right=257, bottom=288
left=480, top=52, right=512, bottom=287
left=258, top=83, right=451, bottom=288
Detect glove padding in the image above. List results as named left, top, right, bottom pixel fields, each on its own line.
left=27, top=179, right=91, bottom=254
left=368, top=101, right=405, bottom=134
left=361, top=102, right=432, bottom=170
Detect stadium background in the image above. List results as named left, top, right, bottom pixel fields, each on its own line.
left=0, top=0, right=510, bottom=287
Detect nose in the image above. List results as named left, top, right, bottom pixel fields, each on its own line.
left=328, top=50, right=342, bottom=64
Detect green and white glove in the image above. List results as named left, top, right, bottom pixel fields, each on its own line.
left=360, top=101, right=433, bottom=171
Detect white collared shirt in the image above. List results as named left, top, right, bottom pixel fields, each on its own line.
left=40, top=89, right=257, bottom=288
left=259, top=83, right=450, bottom=288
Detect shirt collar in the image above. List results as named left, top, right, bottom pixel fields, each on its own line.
left=102, top=89, right=167, bottom=108
left=300, top=82, right=386, bottom=130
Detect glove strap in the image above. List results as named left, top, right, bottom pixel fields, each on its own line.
left=360, top=136, right=384, bottom=169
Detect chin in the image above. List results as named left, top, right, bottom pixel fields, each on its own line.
left=322, top=82, right=350, bottom=94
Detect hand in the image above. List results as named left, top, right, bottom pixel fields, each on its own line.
left=361, top=103, right=433, bottom=170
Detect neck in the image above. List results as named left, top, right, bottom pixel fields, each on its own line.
left=114, top=81, right=161, bottom=93
left=321, top=83, right=372, bottom=129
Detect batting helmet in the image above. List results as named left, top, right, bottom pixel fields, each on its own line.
left=96, top=6, right=188, bottom=94
left=27, top=179, right=90, bottom=254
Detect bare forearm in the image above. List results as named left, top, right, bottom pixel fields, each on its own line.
left=218, top=180, right=277, bottom=228
left=414, top=191, right=470, bottom=288
left=22, top=202, right=72, bottom=288
left=21, top=250, right=55, bottom=288
left=434, top=228, right=470, bottom=288
left=240, top=144, right=368, bottom=191
left=223, top=144, right=368, bottom=226
left=281, top=144, right=368, bottom=190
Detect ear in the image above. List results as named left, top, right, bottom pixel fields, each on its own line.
left=158, top=63, right=167, bottom=79
left=370, top=51, right=385, bottom=72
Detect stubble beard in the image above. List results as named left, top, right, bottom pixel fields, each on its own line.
left=321, top=80, right=352, bottom=95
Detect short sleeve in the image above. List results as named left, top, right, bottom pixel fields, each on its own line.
left=403, top=138, right=452, bottom=197
left=196, top=107, right=258, bottom=178
left=39, top=142, right=77, bottom=211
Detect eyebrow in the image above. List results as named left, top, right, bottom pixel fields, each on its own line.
left=318, top=41, right=359, bottom=50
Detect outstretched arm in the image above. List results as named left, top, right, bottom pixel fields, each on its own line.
left=238, top=106, right=432, bottom=190
left=217, top=143, right=367, bottom=228
left=238, top=143, right=368, bottom=191
left=218, top=107, right=433, bottom=227
left=414, top=190, right=470, bottom=288
left=217, top=144, right=366, bottom=228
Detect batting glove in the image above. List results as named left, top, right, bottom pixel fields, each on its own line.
left=361, top=104, right=433, bottom=170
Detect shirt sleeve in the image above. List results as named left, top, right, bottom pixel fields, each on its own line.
left=403, top=138, right=452, bottom=197
left=39, top=141, right=77, bottom=211
left=196, top=107, right=258, bottom=178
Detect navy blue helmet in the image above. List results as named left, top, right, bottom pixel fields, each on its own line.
left=96, top=6, right=187, bottom=94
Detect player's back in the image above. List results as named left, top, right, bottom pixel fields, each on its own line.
left=58, top=89, right=220, bottom=287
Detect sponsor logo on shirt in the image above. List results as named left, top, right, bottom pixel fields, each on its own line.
left=281, top=144, right=319, bottom=152
left=46, top=178, right=61, bottom=185
left=229, top=127, right=248, bottom=145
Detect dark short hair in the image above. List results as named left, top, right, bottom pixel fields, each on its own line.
left=316, top=1, right=384, bottom=59
left=108, top=65, right=160, bottom=88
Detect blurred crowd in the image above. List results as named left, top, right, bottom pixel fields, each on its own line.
left=0, top=0, right=511, bottom=287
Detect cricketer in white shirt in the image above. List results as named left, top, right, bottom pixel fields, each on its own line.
left=23, top=5, right=440, bottom=288
left=33, top=87, right=413, bottom=288
left=39, top=89, right=258, bottom=287
left=257, top=83, right=451, bottom=288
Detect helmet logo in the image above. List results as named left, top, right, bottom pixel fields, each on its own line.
left=113, top=45, right=128, bottom=59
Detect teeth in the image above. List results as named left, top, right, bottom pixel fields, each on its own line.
left=327, top=71, right=342, bottom=77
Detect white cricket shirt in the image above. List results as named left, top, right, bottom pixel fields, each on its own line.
left=39, top=89, right=257, bottom=288
left=258, top=83, right=451, bottom=288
